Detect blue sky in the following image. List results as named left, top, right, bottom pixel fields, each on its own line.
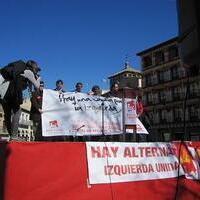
left=0, top=0, right=177, bottom=92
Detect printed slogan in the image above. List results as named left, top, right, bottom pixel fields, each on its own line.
left=86, top=142, right=200, bottom=184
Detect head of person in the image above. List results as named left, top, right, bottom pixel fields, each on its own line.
left=111, top=82, right=119, bottom=92
left=75, top=82, right=83, bottom=92
left=26, top=60, right=41, bottom=75
left=39, top=81, right=44, bottom=91
left=56, top=80, right=64, bottom=91
left=92, top=85, right=101, bottom=96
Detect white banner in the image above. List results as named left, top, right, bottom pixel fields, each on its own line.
left=126, top=118, right=149, bottom=134
left=86, top=142, right=185, bottom=184
left=42, top=89, right=123, bottom=136
left=124, top=98, right=137, bottom=125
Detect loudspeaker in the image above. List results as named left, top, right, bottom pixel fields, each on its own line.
left=177, top=0, right=200, bottom=66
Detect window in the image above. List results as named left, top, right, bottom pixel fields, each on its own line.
left=171, top=66, right=178, bottom=79
left=159, top=90, right=166, bottom=104
left=165, top=89, right=172, bottom=102
left=168, top=45, right=178, bottom=60
left=147, top=93, right=153, bottom=104
left=166, top=110, right=173, bottom=122
left=152, top=72, right=158, bottom=85
left=180, top=86, right=186, bottom=99
left=146, top=74, right=152, bottom=86
left=174, top=107, right=183, bottom=121
left=190, top=105, right=198, bottom=121
left=164, top=69, right=171, bottom=82
left=159, top=71, right=164, bottom=83
left=177, top=67, right=186, bottom=78
left=0, top=113, right=2, bottom=118
left=142, top=95, right=147, bottom=106
left=154, top=51, right=164, bottom=65
left=128, top=73, right=133, bottom=77
left=161, top=110, right=167, bottom=122
left=190, top=82, right=199, bottom=97
left=152, top=93, right=159, bottom=104
left=143, top=55, right=152, bottom=67
left=173, top=87, right=182, bottom=100
left=153, top=111, right=160, bottom=124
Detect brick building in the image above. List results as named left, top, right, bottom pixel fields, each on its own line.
left=137, top=37, right=200, bottom=141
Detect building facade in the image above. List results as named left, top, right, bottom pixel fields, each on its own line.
left=0, top=98, right=34, bottom=141
left=137, top=37, right=200, bottom=141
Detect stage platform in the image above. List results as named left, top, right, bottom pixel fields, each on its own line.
left=0, top=141, right=200, bottom=200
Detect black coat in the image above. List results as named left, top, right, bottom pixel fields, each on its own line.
left=30, top=90, right=43, bottom=122
left=1, top=60, right=28, bottom=105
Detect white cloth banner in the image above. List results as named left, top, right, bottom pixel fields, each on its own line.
left=86, top=142, right=185, bottom=184
left=124, top=98, right=137, bottom=125
left=42, top=89, right=123, bottom=136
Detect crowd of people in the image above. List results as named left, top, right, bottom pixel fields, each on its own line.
left=0, top=59, right=143, bottom=142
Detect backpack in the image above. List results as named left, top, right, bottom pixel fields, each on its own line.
left=0, top=60, right=26, bottom=80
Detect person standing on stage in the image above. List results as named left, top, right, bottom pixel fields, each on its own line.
left=74, top=82, right=83, bottom=93
left=54, top=79, right=65, bottom=93
left=0, top=60, right=41, bottom=141
left=30, top=81, right=44, bottom=141
left=88, top=85, right=102, bottom=96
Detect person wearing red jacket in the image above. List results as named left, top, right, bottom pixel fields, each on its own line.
left=30, top=81, right=44, bottom=141
left=136, top=96, right=144, bottom=117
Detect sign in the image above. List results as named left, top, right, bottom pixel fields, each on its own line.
left=124, top=98, right=137, bottom=125
left=86, top=142, right=187, bottom=184
left=42, top=89, right=123, bottom=136
left=126, top=118, right=149, bottom=134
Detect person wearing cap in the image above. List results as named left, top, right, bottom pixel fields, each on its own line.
left=0, top=60, right=41, bottom=141
left=30, top=81, right=44, bottom=141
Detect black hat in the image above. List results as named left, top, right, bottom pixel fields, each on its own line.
left=26, top=60, right=41, bottom=72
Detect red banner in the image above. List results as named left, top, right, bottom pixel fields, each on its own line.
left=0, top=142, right=200, bottom=200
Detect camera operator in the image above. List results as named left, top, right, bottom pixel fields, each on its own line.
left=0, top=60, right=41, bottom=141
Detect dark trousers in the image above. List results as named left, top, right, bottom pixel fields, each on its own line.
left=1, top=101, right=21, bottom=136
left=33, top=120, right=43, bottom=141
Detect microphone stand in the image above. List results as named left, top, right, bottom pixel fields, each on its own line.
left=74, top=124, right=85, bottom=142
left=101, top=99, right=105, bottom=141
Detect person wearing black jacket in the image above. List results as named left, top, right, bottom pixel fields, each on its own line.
left=0, top=60, right=41, bottom=141
left=30, top=81, right=44, bottom=141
